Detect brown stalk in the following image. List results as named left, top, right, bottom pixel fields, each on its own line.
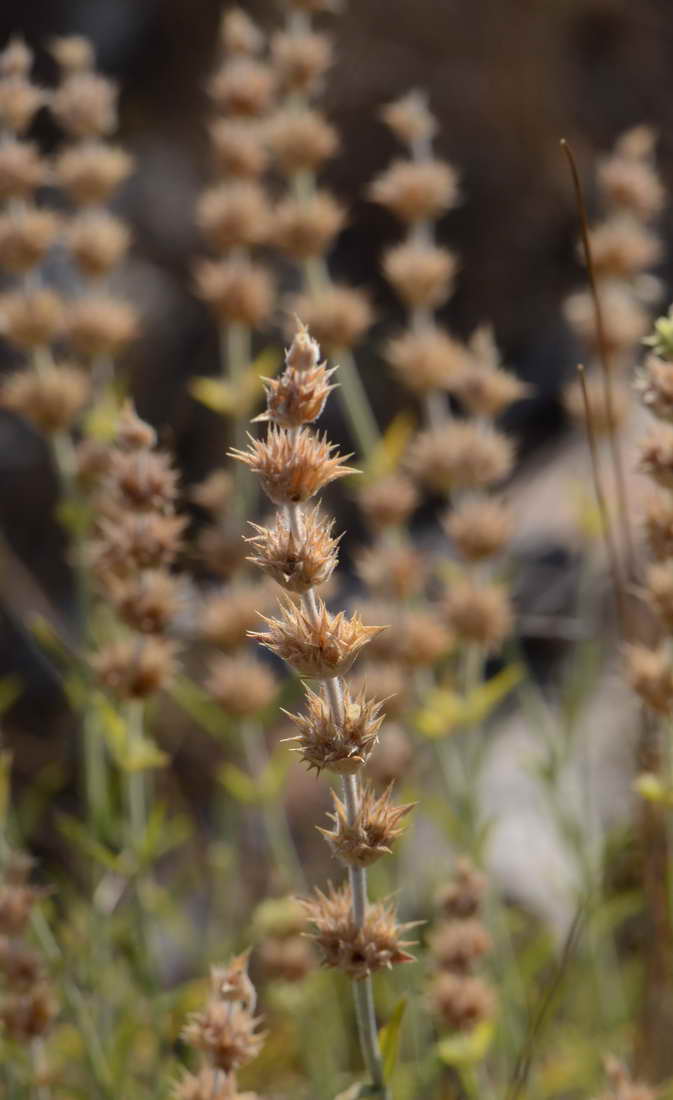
left=560, top=138, right=636, bottom=583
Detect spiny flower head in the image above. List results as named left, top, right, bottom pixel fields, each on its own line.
left=194, top=257, right=274, bottom=326
left=428, top=918, right=492, bottom=973
left=252, top=597, right=384, bottom=679
left=66, top=294, right=139, bottom=358
left=102, top=449, right=179, bottom=516
left=383, top=241, right=457, bottom=310
left=210, top=950, right=257, bottom=1011
left=67, top=210, right=130, bottom=278
left=319, top=783, right=414, bottom=867
left=301, top=882, right=416, bottom=980
left=182, top=1002, right=264, bottom=1073
left=208, top=57, right=275, bottom=117
left=283, top=682, right=384, bottom=774
left=443, top=496, right=512, bottom=562
left=290, top=284, right=372, bottom=351
left=357, top=473, right=419, bottom=530
left=436, top=858, right=487, bottom=919
left=246, top=508, right=340, bottom=593
left=52, top=71, right=118, bottom=138
left=196, top=181, right=270, bottom=251
left=256, top=359, right=338, bottom=429
left=271, top=191, right=345, bottom=260
left=369, top=159, right=459, bottom=223
left=429, top=972, right=495, bottom=1032
left=408, top=421, right=514, bottom=494
left=106, top=570, right=180, bottom=635
left=385, top=325, right=468, bottom=394
left=209, top=118, right=268, bottom=178
left=231, top=426, right=355, bottom=506
left=0, top=365, right=89, bottom=434
left=0, top=287, right=64, bottom=349
left=443, top=578, right=512, bottom=648
left=89, top=513, right=186, bottom=580
left=93, top=637, right=178, bottom=699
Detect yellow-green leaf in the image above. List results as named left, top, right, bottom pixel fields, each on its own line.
left=362, top=412, right=416, bottom=483
left=218, top=762, right=257, bottom=803
left=379, top=997, right=407, bottom=1082
left=460, top=662, right=524, bottom=726
left=190, top=377, right=238, bottom=415
left=635, top=772, right=673, bottom=806
left=436, top=1018, right=494, bottom=1066
left=94, top=692, right=168, bottom=773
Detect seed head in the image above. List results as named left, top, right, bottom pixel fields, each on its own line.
left=197, top=525, right=249, bottom=578
left=208, top=57, right=275, bottom=117
left=200, top=584, right=262, bottom=650
left=272, top=191, right=345, bottom=260
left=266, top=106, right=338, bottom=176
left=0, top=984, right=57, bottom=1041
left=284, top=682, right=384, bottom=774
left=564, top=372, right=628, bottom=435
left=408, top=422, right=514, bottom=493
left=93, top=637, right=178, bottom=699
left=319, top=783, right=414, bottom=867
left=626, top=643, right=673, bottom=715
left=564, top=284, right=648, bottom=358
left=0, top=77, right=44, bottom=134
left=206, top=654, right=277, bottom=717
left=357, top=473, right=418, bottom=530
left=381, top=90, right=437, bottom=147
left=103, top=449, right=179, bottom=515
left=0, top=206, right=60, bottom=273
left=258, top=934, right=315, bottom=984
left=66, top=295, right=139, bottom=358
left=115, top=402, right=158, bottom=451
left=0, top=287, right=64, bottom=349
left=106, top=570, right=180, bottom=635
left=290, top=285, right=372, bottom=350
left=444, top=579, right=512, bottom=647
left=356, top=539, right=424, bottom=600
left=443, top=496, right=512, bottom=561
left=429, top=972, right=495, bottom=1031
left=0, top=37, right=32, bottom=78
left=49, top=35, right=95, bottom=73
left=231, top=426, right=355, bottom=506
left=55, top=142, right=134, bottom=205
left=253, top=598, right=384, bottom=679
left=210, top=950, right=257, bottom=1010
left=437, top=858, right=487, bottom=919
left=598, top=149, right=664, bottom=219
left=67, top=210, right=130, bottom=278
left=643, top=491, right=673, bottom=561
left=384, top=241, right=457, bottom=309
left=209, top=118, right=268, bottom=178
left=220, top=8, right=264, bottom=56
left=301, top=882, right=415, bottom=980
left=196, top=182, right=270, bottom=251
left=0, top=365, right=89, bottom=434
left=52, top=72, right=117, bottom=137
left=89, top=513, right=186, bottom=579
left=183, top=1001, right=264, bottom=1073
left=587, top=217, right=661, bottom=279
left=286, top=322, right=321, bottom=371
left=639, top=424, right=673, bottom=488
left=271, top=30, right=333, bottom=94
left=0, top=139, right=44, bottom=200
left=456, top=362, right=528, bottom=419
left=194, top=257, right=274, bottom=326
left=385, top=325, right=468, bottom=394
left=258, top=359, right=337, bottom=429
left=429, top=918, right=492, bottom=972
left=246, top=507, right=340, bottom=592
left=369, top=159, right=459, bottom=223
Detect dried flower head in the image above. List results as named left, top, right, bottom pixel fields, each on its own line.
left=383, top=241, right=457, bottom=309
left=206, top=654, right=276, bottom=716
left=271, top=191, right=345, bottom=260
left=0, top=206, right=60, bottom=273
left=106, top=570, right=180, bottom=635
left=301, top=882, right=415, bottom=980
left=220, top=7, right=264, bottom=56
left=210, top=950, right=257, bottom=1009
left=0, top=76, right=44, bottom=134
left=253, top=597, right=384, bottom=679
left=67, top=210, right=130, bottom=277
left=174, top=1068, right=256, bottom=1100
left=639, top=424, right=673, bottom=489
left=0, top=984, right=58, bottom=1041
left=443, top=496, right=512, bottom=561
left=266, top=106, right=338, bottom=175
left=52, top=72, right=117, bottom=137
left=290, top=285, right=372, bottom=350
left=408, top=422, right=514, bottom=493
left=564, top=372, right=629, bottom=435
left=49, top=35, right=95, bottom=73
left=194, top=257, right=274, bottom=326
left=93, top=637, right=178, bottom=699
left=284, top=682, right=384, bottom=773
left=66, top=295, right=139, bottom=359
left=231, top=426, right=355, bottom=505
left=257, top=358, right=338, bottom=429
left=246, top=508, right=340, bottom=592
left=357, top=473, right=418, bottom=530
left=643, top=491, right=673, bottom=561
left=319, top=783, right=414, bottom=867
left=587, top=217, right=661, bottom=279
left=0, top=287, right=64, bottom=349
left=625, top=643, right=673, bottom=715
left=429, top=972, right=495, bottom=1031
left=444, top=579, right=512, bottom=647
left=89, top=513, right=186, bottom=579
left=0, top=138, right=44, bottom=200
left=0, top=936, right=42, bottom=989
left=429, top=918, right=492, bottom=972
left=381, top=90, right=437, bottom=147
left=370, top=159, right=459, bottom=223
left=437, top=858, right=487, bottom=919
left=646, top=562, right=673, bottom=629
left=564, top=284, right=649, bottom=358
left=0, top=364, right=89, bottom=434
left=456, top=363, right=528, bottom=419
left=386, top=325, right=468, bottom=394
left=0, top=882, right=44, bottom=936
left=55, top=142, right=133, bottom=205
left=196, top=182, right=270, bottom=251
left=356, top=540, right=424, bottom=600
left=183, top=1000, right=264, bottom=1073
left=271, top=30, right=332, bottom=93
left=209, top=57, right=275, bottom=117
left=598, top=150, right=664, bottom=219
left=200, top=585, right=262, bottom=650
left=209, top=118, right=268, bottom=178
left=103, top=449, right=178, bottom=515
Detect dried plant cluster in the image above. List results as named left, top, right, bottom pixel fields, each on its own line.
left=0, top=8, right=670, bottom=1100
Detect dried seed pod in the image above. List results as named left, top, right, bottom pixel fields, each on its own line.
left=66, top=295, right=139, bottom=358
left=93, top=637, right=178, bottom=699
left=89, top=513, right=186, bottom=579
left=0, top=364, right=90, bottom=434
left=301, top=882, right=415, bottom=980
left=252, top=597, right=384, bottom=679
left=0, top=206, right=60, bottom=273
left=52, top=72, right=118, bottom=137
left=208, top=57, right=275, bottom=117
left=257, top=358, right=338, bottom=429
left=370, top=159, right=459, bottom=223
left=428, top=972, right=495, bottom=1031
left=444, top=579, right=512, bottom=647
left=0, top=287, right=64, bottom=349
left=385, top=325, right=468, bottom=394
left=107, top=570, right=180, bottom=635
left=443, top=496, right=512, bottom=561
left=357, top=474, right=418, bottom=530
left=231, top=425, right=355, bottom=505
left=290, top=285, right=372, bottom=350
left=55, top=142, right=134, bottom=205
left=271, top=191, right=345, bottom=260
left=319, top=783, right=414, bottom=867
left=383, top=241, right=457, bottom=309
left=246, top=507, right=340, bottom=592
left=271, top=30, right=332, bottom=94
left=194, top=257, right=274, bottom=326
left=205, top=654, right=276, bottom=716
left=182, top=1001, right=264, bottom=1073
left=408, top=422, right=514, bottom=493
left=0, top=139, right=44, bottom=200
left=266, top=106, right=338, bottom=175
left=67, top=211, right=130, bottom=278
left=102, top=450, right=179, bottom=515
left=196, top=182, right=270, bottom=251
left=284, top=683, right=384, bottom=774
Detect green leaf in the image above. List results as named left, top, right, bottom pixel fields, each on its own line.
left=94, top=692, right=168, bottom=773
left=379, top=996, right=407, bottom=1083
left=217, top=762, right=257, bottom=803
left=415, top=664, right=523, bottom=739
left=634, top=771, right=673, bottom=806
left=190, top=377, right=238, bottom=415
left=57, top=812, right=121, bottom=872
left=436, top=1019, right=494, bottom=1066
left=168, top=676, right=233, bottom=740
left=361, top=412, right=416, bottom=483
